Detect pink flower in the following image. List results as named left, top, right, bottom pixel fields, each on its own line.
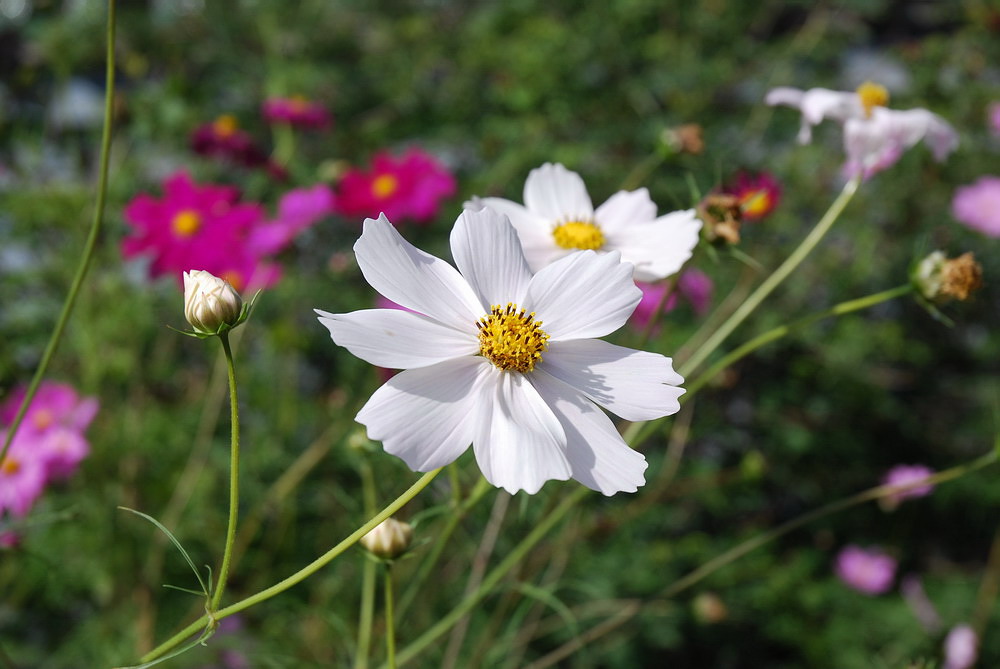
left=989, top=102, right=1000, bottom=137
left=248, top=184, right=336, bottom=256
left=262, top=96, right=332, bottom=130
left=335, top=148, right=456, bottom=225
left=943, top=624, right=978, bottom=669
left=843, top=107, right=958, bottom=179
left=121, top=171, right=280, bottom=290
left=190, top=115, right=267, bottom=168
left=630, top=270, right=713, bottom=332
left=724, top=172, right=781, bottom=221
left=880, top=464, right=934, bottom=511
left=36, top=427, right=90, bottom=480
left=0, top=430, right=48, bottom=517
left=1, top=382, right=98, bottom=437
left=834, top=545, right=897, bottom=595
left=951, top=176, right=1000, bottom=238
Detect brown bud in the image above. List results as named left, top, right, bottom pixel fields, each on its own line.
left=913, top=251, right=983, bottom=302
left=697, top=193, right=742, bottom=245
left=660, top=124, right=704, bottom=155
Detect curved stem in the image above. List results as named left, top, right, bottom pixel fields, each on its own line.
left=684, top=284, right=913, bottom=396
left=139, top=469, right=442, bottom=664
left=679, top=174, right=861, bottom=378
left=0, top=0, right=117, bottom=465
left=210, top=333, right=241, bottom=612
left=384, top=564, right=397, bottom=669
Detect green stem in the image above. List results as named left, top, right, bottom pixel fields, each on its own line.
left=356, top=461, right=378, bottom=669
left=385, top=564, right=397, bottom=669
left=139, top=469, right=442, bottom=664
left=684, top=284, right=913, bottom=397
left=619, top=151, right=666, bottom=192
left=679, top=174, right=861, bottom=379
left=0, top=0, right=117, bottom=466
left=210, top=333, right=241, bottom=612
left=389, top=486, right=590, bottom=668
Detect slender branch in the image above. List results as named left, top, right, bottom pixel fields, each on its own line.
left=355, top=460, right=378, bottom=669
left=0, top=0, right=117, bottom=465
left=384, top=564, right=397, bottom=669
left=139, top=469, right=442, bottom=664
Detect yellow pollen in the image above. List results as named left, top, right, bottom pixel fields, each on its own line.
left=552, top=220, right=605, bottom=251
left=739, top=190, right=771, bottom=217
left=477, top=303, right=550, bottom=373
left=171, top=210, right=202, bottom=237
left=372, top=174, right=399, bottom=199
left=856, top=81, right=889, bottom=118
left=32, top=408, right=54, bottom=430
left=212, top=114, right=239, bottom=137
left=1, top=457, right=19, bottom=476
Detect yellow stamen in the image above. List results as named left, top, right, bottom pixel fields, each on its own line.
left=372, top=174, right=399, bottom=199
left=171, top=210, right=202, bottom=237
left=552, top=220, right=605, bottom=251
left=477, top=303, right=550, bottom=373
left=1, top=457, right=20, bottom=476
left=856, top=81, right=889, bottom=118
left=212, top=114, right=239, bottom=138
left=739, top=190, right=771, bottom=218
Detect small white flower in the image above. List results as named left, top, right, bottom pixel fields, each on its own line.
left=467, top=163, right=701, bottom=283
left=765, top=86, right=872, bottom=144
left=183, top=269, right=243, bottom=334
left=316, top=209, right=685, bottom=495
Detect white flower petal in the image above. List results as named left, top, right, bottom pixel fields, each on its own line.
left=316, top=309, right=478, bottom=369
left=523, top=163, right=594, bottom=221
left=354, top=214, right=483, bottom=331
left=539, top=339, right=684, bottom=421
left=475, top=196, right=565, bottom=273
left=473, top=369, right=570, bottom=495
left=604, top=209, right=702, bottom=282
left=523, top=250, right=640, bottom=341
left=357, top=357, right=491, bottom=471
left=593, top=188, right=657, bottom=234
left=530, top=369, right=647, bottom=495
left=450, top=208, right=532, bottom=309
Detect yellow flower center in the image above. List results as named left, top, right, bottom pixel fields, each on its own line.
left=856, top=81, right=889, bottom=118
left=477, top=303, right=550, bottom=373
left=290, top=95, right=310, bottom=112
left=171, top=210, right=202, bottom=237
left=552, top=220, right=605, bottom=251
left=739, top=190, right=772, bottom=218
left=372, top=174, right=399, bottom=199
left=1, top=457, right=20, bottom=476
left=32, top=408, right=54, bottom=430
left=212, top=114, right=239, bottom=138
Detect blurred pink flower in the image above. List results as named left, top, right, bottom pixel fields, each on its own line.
left=834, top=545, right=897, bottom=595
left=335, top=148, right=456, bottom=225
left=880, top=464, right=934, bottom=511
left=262, top=96, right=332, bottom=130
left=190, top=115, right=267, bottom=168
left=1, top=382, right=98, bottom=437
left=630, top=270, right=713, bottom=332
left=943, top=624, right=978, bottom=669
left=951, top=176, right=1000, bottom=238
left=248, top=184, right=336, bottom=256
left=121, top=171, right=283, bottom=291
left=724, top=172, right=781, bottom=221
left=36, top=427, right=90, bottom=480
left=989, top=102, right=1000, bottom=137
left=0, top=430, right=48, bottom=517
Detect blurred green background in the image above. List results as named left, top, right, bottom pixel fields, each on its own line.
left=1, top=0, right=998, bottom=667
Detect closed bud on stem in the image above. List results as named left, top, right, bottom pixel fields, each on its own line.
left=912, top=251, right=983, bottom=303
left=183, top=270, right=245, bottom=335
left=360, top=517, right=413, bottom=560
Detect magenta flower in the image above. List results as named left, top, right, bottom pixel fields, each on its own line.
left=944, top=624, right=978, bottom=669
left=262, top=96, right=332, bottom=130
left=0, top=382, right=98, bottom=438
left=880, top=464, right=934, bottom=511
left=951, top=176, right=1000, bottom=238
left=248, top=184, right=336, bottom=256
left=834, top=545, right=897, bottom=595
left=630, top=270, right=713, bottom=332
left=0, top=430, right=48, bottom=517
left=190, top=115, right=267, bottom=168
left=724, top=172, right=781, bottom=221
left=121, top=171, right=282, bottom=290
left=335, top=148, right=456, bottom=225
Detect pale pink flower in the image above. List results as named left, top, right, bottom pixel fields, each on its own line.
left=989, top=102, right=1000, bottom=137
left=943, top=624, right=978, bottom=669
left=843, top=107, right=958, bottom=178
left=0, top=430, right=48, bottom=517
left=630, top=270, right=713, bottom=333
left=248, top=184, right=335, bottom=255
left=951, top=176, right=1000, bottom=238
left=834, top=545, right=897, bottom=594
left=880, top=464, right=934, bottom=511
left=1, top=382, right=98, bottom=438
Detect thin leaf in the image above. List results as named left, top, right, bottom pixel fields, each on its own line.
left=112, top=627, right=214, bottom=669
left=510, top=582, right=579, bottom=636
left=118, top=506, right=209, bottom=595
left=162, top=584, right=208, bottom=597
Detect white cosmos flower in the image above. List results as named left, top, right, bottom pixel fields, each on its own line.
left=316, top=209, right=685, bottom=495
left=467, top=163, right=701, bottom=283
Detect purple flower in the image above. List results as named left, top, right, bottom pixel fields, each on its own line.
left=262, top=96, right=332, bottom=130
left=834, top=545, right=897, bottom=595
left=989, top=102, right=1000, bottom=137
left=248, top=184, right=335, bottom=256
left=952, top=176, right=1000, bottom=238
left=880, top=464, right=934, bottom=511
left=943, top=624, right=978, bottom=669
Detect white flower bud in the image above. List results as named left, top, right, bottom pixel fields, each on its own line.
left=360, top=517, right=413, bottom=560
left=183, top=270, right=243, bottom=334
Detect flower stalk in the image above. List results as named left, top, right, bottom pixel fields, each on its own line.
left=210, top=332, right=241, bottom=612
